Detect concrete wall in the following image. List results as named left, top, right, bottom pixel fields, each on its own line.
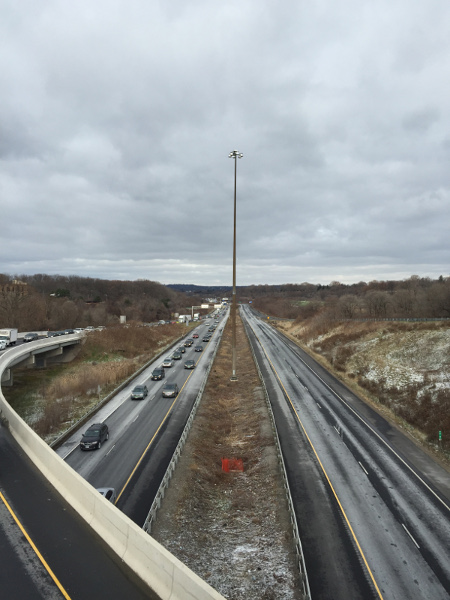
left=0, top=341, right=225, bottom=600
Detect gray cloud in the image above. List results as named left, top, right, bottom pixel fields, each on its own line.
left=1, top=0, right=449, bottom=285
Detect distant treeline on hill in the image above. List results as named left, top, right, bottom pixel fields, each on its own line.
left=168, top=284, right=232, bottom=296
left=246, top=275, right=450, bottom=320
left=0, top=274, right=202, bottom=331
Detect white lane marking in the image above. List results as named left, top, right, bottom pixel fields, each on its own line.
left=106, top=444, right=116, bottom=456
left=359, top=461, right=369, bottom=475
left=402, top=524, right=420, bottom=549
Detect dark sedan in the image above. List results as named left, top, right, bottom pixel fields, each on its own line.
left=151, top=368, right=165, bottom=380
left=23, top=332, right=39, bottom=342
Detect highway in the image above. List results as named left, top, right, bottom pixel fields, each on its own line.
left=3, top=307, right=449, bottom=599
left=241, top=305, right=450, bottom=600
left=0, top=315, right=226, bottom=599
left=57, top=315, right=225, bottom=525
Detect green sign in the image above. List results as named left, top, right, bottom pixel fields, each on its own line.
left=439, top=431, right=442, bottom=441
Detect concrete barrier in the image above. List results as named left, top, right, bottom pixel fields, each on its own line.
left=0, top=340, right=225, bottom=600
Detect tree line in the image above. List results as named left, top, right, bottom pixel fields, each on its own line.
left=247, top=275, right=450, bottom=320
left=0, top=274, right=201, bottom=331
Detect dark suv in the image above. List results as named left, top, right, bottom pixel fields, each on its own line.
left=80, top=423, right=109, bottom=450
left=151, top=368, right=165, bottom=380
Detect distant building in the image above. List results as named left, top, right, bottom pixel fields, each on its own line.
left=0, top=280, right=29, bottom=295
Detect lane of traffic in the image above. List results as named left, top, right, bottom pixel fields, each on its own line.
left=60, top=313, right=227, bottom=520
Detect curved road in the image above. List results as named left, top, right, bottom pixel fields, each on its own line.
left=1, top=315, right=225, bottom=599
left=241, top=305, right=450, bottom=600
left=0, top=424, right=157, bottom=600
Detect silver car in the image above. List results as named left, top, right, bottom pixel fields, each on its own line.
left=162, top=383, right=179, bottom=398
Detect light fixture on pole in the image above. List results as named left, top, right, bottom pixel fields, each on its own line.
left=228, top=149, right=243, bottom=381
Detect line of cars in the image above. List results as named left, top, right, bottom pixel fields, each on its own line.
left=92, top=318, right=223, bottom=502
left=129, top=333, right=202, bottom=403
left=0, top=326, right=102, bottom=350
left=79, top=320, right=220, bottom=452
left=47, top=326, right=100, bottom=337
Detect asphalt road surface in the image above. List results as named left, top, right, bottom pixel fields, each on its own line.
left=57, top=315, right=226, bottom=525
left=0, top=424, right=157, bottom=600
left=0, top=315, right=225, bottom=599
left=241, top=305, right=450, bottom=600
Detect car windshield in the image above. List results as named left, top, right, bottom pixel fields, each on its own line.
left=165, top=385, right=176, bottom=390
left=85, top=429, right=100, bottom=437
left=133, top=386, right=145, bottom=391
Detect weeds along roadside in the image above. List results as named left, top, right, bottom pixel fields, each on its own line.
left=2, top=323, right=189, bottom=443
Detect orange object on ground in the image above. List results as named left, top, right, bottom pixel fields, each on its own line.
left=222, top=458, right=244, bottom=472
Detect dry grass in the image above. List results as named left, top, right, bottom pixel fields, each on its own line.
left=152, top=315, right=302, bottom=600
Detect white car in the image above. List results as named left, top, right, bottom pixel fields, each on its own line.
left=0, top=340, right=7, bottom=350
left=162, top=357, right=174, bottom=368
left=97, top=487, right=116, bottom=503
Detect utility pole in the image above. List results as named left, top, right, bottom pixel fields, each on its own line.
left=228, top=150, right=243, bottom=381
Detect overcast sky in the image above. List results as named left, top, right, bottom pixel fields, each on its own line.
left=1, top=1, right=449, bottom=286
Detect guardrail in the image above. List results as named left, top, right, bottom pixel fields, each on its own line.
left=241, top=309, right=311, bottom=600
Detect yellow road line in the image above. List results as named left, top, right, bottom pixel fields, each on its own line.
left=0, top=490, right=71, bottom=600
left=116, top=373, right=193, bottom=503
left=253, top=326, right=385, bottom=600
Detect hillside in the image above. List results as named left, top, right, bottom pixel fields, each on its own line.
left=274, top=318, right=450, bottom=460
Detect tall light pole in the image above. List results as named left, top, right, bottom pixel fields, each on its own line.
left=228, top=149, right=243, bottom=381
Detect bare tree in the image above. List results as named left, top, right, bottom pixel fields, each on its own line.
left=364, top=291, right=391, bottom=318
left=338, top=295, right=361, bottom=319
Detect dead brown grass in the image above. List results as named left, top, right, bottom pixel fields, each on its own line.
left=152, top=315, right=302, bottom=600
